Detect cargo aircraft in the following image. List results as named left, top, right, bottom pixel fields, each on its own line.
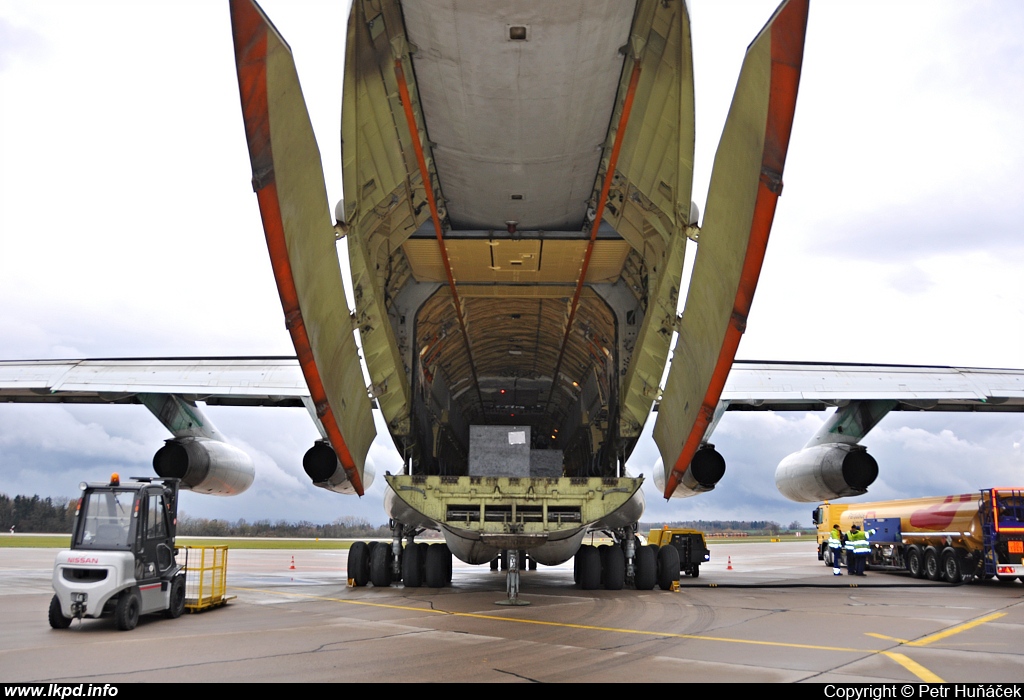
left=3, top=0, right=1023, bottom=600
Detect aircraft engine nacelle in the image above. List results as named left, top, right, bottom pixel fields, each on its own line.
left=655, top=445, right=726, bottom=498
left=303, top=440, right=375, bottom=495
left=153, top=437, right=255, bottom=496
left=774, top=443, right=878, bottom=502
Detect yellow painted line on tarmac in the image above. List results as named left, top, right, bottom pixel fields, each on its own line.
left=881, top=652, right=944, bottom=683
left=866, top=632, right=908, bottom=643
left=229, top=585, right=994, bottom=682
left=906, top=612, right=1005, bottom=647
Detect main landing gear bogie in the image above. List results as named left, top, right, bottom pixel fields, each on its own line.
left=349, top=538, right=452, bottom=589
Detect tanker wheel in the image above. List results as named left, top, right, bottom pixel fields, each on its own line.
left=48, top=595, right=71, bottom=629
left=941, top=547, right=963, bottom=583
left=691, top=563, right=700, bottom=578
left=347, top=541, right=370, bottom=587
left=906, top=546, right=924, bottom=578
left=924, top=547, right=942, bottom=581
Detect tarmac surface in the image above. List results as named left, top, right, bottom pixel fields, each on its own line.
left=1, top=541, right=1022, bottom=683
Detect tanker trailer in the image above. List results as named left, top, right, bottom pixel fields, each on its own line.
left=813, top=488, right=1024, bottom=583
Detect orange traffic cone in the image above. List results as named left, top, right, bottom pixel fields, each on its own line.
left=289, top=556, right=296, bottom=570
left=727, top=556, right=733, bottom=570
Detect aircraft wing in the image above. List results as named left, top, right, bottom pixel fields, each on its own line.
left=7, top=357, right=1020, bottom=411
left=722, top=361, right=1024, bottom=411
left=0, top=358, right=307, bottom=406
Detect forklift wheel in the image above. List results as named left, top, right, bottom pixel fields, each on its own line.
left=165, top=576, right=186, bottom=619
left=115, top=588, right=140, bottom=631
left=48, top=595, right=71, bottom=630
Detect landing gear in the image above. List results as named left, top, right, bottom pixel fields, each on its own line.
left=348, top=541, right=370, bottom=587
left=370, top=541, right=393, bottom=587
left=496, top=549, right=529, bottom=606
left=425, top=543, right=451, bottom=588
left=657, top=544, right=680, bottom=590
left=634, top=545, right=657, bottom=590
left=576, top=544, right=601, bottom=590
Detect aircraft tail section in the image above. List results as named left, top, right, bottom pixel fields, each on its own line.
left=654, top=0, right=808, bottom=498
left=230, top=0, right=375, bottom=494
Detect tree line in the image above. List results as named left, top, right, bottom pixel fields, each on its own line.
left=2, top=492, right=806, bottom=537
left=640, top=519, right=808, bottom=535
left=0, top=493, right=391, bottom=537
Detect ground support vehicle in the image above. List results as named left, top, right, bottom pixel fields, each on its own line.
left=813, top=488, right=1024, bottom=583
left=49, top=474, right=186, bottom=630
left=647, top=527, right=711, bottom=578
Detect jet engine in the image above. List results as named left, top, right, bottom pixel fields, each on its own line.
left=774, top=443, right=878, bottom=502
left=655, top=445, right=726, bottom=498
left=153, top=437, right=255, bottom=495
left=303, top=440, right=375, bottom=495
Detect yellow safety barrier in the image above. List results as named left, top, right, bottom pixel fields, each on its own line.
left=182, top=546, right=232, bottom=612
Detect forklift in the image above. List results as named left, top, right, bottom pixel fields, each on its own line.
left=49, top=474, right=186, bottom=631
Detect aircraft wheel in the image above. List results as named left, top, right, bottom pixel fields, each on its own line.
left=370, top=542, right=393, bottom=587
left=598, top=544, right=611, bottom=585
left=425, top=544, right=450, bottom=588
left=164, top=575, right=186, bottom=619
left=402, top=543, right=423, bottom=588
left=657, top=544, right=680, bottom=591
left=924, top=547, right=942, bottom=581
left=941, top=547, right=963, bottom=583
left=48, top=595, right=71, bottom=629
left=603, top=543, right=625, bottom=590
left=576, top=545, right=600, bottom=590
left=906, top=546, right=924, bottom=578
left=347, top=541, right=370, bottom=587
left=115, top=587, right=141, bottom=631
left=634, top=545, right=657, bottom=590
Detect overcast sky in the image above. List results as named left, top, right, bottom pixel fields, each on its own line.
left=1, top=1, right=1021, bottom=529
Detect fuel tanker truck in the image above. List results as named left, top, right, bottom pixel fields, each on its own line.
left=813, top=488, right=1024, bottom=583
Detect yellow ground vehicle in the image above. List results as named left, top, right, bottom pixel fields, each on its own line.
left=647, top=528, right=710, bottom=578
left=813, top=489, right=1024, bottom=583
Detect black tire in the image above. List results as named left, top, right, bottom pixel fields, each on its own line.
left=528, top=556, right=537, bottom=571
left=603, top=543, right=625, bottom=590
left=490, top=556, right=499, bottom=571
left=115, top=588, right=140, bottom=631
left=164, top=575, right=186, bottom=619
left=403, top=543, right=423, bottom=588
left=425, top=544, right=450, bottom=588
left=576, top=545, right=601, bottom=590
left=369, top=542, right=393, bottom=587
left=634, top=545, right=657, bottom=590
left=691, top=563, right=700, bottom=578
left=598, top=544, right=611, bottom=584
left=824, top=547, right=833, bottom=567
left=941, top=547, right=963, bottom=584
left=924, top=547, right=942, bottom=581
left=657, top=544, right=680, bottom=591
left=907, top=546, right=924, bottom=578
left=48, top=594, right=71, bottom=629
left=348, top=541, right=370, bottom=587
